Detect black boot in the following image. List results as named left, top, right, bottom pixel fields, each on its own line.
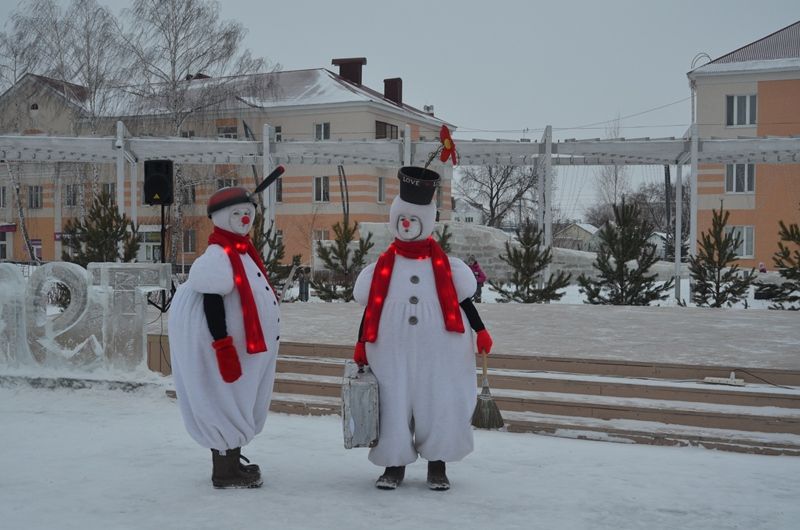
left=375, top=466, right=405, bottom=490
left=238, top=451, right=261, bottom=478
left=211, top=448, right=262, bottom=489
left=427, top=460, right=450, bottom=491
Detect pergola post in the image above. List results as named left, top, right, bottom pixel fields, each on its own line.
left=403, top=124, right=411, bottom=166
left=115, top=121, right=126, bottom=217
left=674, top=163, right=683, bottom=300
left=129, top=159, right=138, bottom=225
left=262, top=123, right=276, bottom=230
left=689, top=123, right=699, bottom=258
left=541, top=125, right=553, bottom=283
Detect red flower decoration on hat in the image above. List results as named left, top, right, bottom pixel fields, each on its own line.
left=439, top=125, right=458, bottom=166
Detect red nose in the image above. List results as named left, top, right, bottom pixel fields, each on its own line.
left=402, top=219, right=410, bottom=229
left=242, top=215, right=250, bottom=225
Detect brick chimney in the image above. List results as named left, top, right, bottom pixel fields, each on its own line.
left=331, top=57, right=367, bottom=85
left=383, top=78, right=402, bottom=106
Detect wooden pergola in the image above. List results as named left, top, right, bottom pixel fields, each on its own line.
left=2, top=122, right=799, bottom=298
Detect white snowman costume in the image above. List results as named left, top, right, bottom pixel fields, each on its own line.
left=168, top=193, right=280, bottom=452
left=354, top=194, right=478, bottom=467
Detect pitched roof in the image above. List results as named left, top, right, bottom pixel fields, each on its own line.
left=689, top=21, right=800, bottom=77
left=5, top=68, right=450, bottom=128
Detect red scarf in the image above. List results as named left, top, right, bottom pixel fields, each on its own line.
left=208, top=226, right=272, bottom=354
left=360, top=237, right=464, bottom=343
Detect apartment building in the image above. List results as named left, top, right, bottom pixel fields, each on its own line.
left=0, top=58, right=452, bottom=267
left=688, top=21, right=800, bottom=269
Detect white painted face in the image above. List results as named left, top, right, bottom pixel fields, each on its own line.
left=389, top=196, right=436, bottom=241
left=211, top=202, right=257, bottom=236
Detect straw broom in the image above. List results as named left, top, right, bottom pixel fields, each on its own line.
left=471, top=352, right=504, bottom=429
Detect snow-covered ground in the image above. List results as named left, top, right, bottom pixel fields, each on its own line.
left=2, top=383, right=799, bottom=530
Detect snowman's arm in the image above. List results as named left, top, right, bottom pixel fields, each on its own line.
left=203, top=294, right=227, bottom=341
left=459, top=298, right=485, bottom=332
left=353, top=262, right=376, bottom=306
left=186, top=244, right=234, bottom=295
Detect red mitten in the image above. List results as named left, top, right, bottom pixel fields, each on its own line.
left=476, top=329, right=493, bottom=355
left=212, top=336, right=242, bottom=383
left=353, top=341, right=368, bottom=366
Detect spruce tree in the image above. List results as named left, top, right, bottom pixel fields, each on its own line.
left=577, top=199, right=674, bottom=305
left=311, top=221, right=374, bottom=301
left=434, top=223, right=453, bottom=254
left=771, top=212, right=800, bottom=310
left=251, top=209, right=297, bottom=290
left=488, top=220, right=571, bottom=303
left=688, top=207, right=756, bottom=307
left=61, top=191, right=139, bottom=267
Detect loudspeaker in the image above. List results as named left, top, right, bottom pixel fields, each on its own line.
left=144, top=160, right=174, bottom=205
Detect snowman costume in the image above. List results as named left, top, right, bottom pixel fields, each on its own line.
left=168, top=187, right=280, bottom=489
left=353, top=166, right=493, bottom=490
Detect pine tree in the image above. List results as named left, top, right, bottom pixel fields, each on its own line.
left=771, top=212, right=800, bottom=310
left=577, top=199, right=674, bottom=305
left=311, top=221, right=374, bottom=301
left=488, top=220, right=571, bottom=303
left=61, top=191, right=139, bottom=267
left=251, top=209, right=297, bottom=290
left=434, top=223, right=453, bottom=254
left=688, top=207, right=756, bottom=307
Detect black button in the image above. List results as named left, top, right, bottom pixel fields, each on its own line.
left=266, top=286, right=270, bottom=291
left=409, top=296, right=418, bottom=304
left=410, top=275, right=419, bottom=284
left=273, top=301, right=277, bottom=305
left=276, top=336, right=280, bottom=341
left=257, top=272, right=261, bottom=277
left=408, top=316, right=418, bottom=325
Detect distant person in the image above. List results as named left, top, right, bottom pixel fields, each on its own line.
left=297, top=267, right=310, bottom=302
left=467, top=255, right=487, bottom=303
left=758, top=262, right=767, bottom=273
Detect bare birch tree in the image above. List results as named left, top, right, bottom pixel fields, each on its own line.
left=118, top=0, right=277, bottom=264
left=456, top=164, right=538, bottom=228
left=594, top=118, right=630, bottom=206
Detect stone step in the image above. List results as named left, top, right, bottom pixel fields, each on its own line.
left=278, top=342, right=800, bottom=386
left=265, top=391, right=800, bottom=456
left=273, top=370, right=800, bottom=434
left=274, top=360, right=800, bottom=409
left=501, top=410, right=800, bottom=456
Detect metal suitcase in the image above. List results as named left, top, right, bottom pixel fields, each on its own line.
left=341, top=360, right=380, bottom=449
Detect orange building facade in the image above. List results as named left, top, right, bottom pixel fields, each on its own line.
left=689, top=22, right=800, bottom=270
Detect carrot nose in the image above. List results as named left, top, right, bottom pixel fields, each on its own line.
left=402, top=219, right=410, bottom=229
left=242, top=215, right=250, bottom=225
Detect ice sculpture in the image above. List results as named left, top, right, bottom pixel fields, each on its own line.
left=0, top=262, right=170, bottom=376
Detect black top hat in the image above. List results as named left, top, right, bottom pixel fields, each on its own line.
left=397, top=166, right=440, bottom=205
left=207, top=187, right=258, bottom=218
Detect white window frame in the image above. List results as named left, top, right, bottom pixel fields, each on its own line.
left=727, top=225, right=755, bottom=258
left=181, top=183, right=196, bottom=204
left=183, top=229, right=196, bottom=253
left=102, top=182, right=116, bottom=202
left=31, top=238, right=42, bottom=260
left=726, top=94, right=757, bottom=127
left=216, top=178, right=237, bottom=190
left=274, top=126, right=282, bottom=142
left=0, top=186, right=6, bottom=208
left=725, top=164, right=755, bottom=194
left=313, top=228, right=330, bottom=241
left=0, top=232, right=8, bottom=259
left=465, top=216, right=474, bottom=223
left=313, top=176, right=330, bottom=203
left=314, top=122, right=330, bottom=141
left=377, top=176, right=385, bottom=203
left=275, top=229, right=284, bottom=246
left=216, top=126, right=238, bottom=139
left=64, top=184, right=78, bottom=207
left=28, top=185, right=43, bottom=209
left=275, top=177, right=283, bottom=203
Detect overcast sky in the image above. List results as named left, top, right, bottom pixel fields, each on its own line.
left=3, top=0, right=800, bottom=218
